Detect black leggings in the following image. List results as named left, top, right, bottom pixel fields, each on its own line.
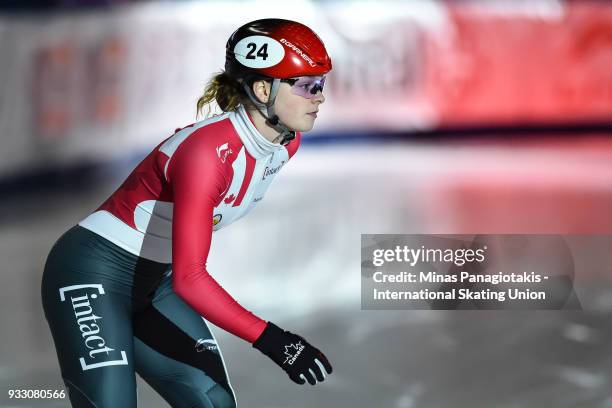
left=41, top=226, right=236, bottom=408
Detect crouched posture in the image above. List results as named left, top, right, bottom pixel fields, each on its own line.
left=41, top=18, right=333, bottom=407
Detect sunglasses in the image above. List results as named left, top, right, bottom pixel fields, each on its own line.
left=281, top=75, right=326, bottom=99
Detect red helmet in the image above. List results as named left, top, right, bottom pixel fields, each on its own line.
left=225, top=18, right=332, bottom=80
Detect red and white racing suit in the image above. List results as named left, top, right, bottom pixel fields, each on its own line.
left=79, top=105, right=300, bottom=343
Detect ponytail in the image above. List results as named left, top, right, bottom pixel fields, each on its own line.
left=196, top=71, right=244, bottom=118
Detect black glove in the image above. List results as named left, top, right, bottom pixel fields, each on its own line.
left=253, top=322, right=333, bottom=385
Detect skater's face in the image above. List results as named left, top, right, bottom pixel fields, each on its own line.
left=274, top=76, right=326, bottom=132
left=252, top=77, right=326, bottom=133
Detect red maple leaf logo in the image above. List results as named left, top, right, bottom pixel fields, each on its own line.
left=224, top=194, right=236, bottom=204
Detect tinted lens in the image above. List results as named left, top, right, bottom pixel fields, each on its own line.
left=288, top=76, right=326, bottom=99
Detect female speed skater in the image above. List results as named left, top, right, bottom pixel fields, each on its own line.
left=41, top=18, right=333, bottom=407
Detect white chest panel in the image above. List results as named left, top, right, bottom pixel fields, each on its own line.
left=212, top=147, right=289, bottom=230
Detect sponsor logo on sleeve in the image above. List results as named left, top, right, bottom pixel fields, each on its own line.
left=216, top=143, right=233, bottom=163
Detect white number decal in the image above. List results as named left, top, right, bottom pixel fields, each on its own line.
left=234, top=36, right=284, bottom=68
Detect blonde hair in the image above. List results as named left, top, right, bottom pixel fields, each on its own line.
left=196, top=71, right=245, bottom=118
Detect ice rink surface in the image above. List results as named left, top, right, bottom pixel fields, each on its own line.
left=1, top=137, right=612, bottom=407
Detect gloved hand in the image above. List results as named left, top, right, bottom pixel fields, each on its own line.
left=253, top=322, right=333, bottom=385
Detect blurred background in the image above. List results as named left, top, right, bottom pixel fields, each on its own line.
left=2, top=0, right=612, bottom=407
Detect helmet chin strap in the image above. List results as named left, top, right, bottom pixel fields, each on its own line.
left=243, top=78, right=296, bottom=146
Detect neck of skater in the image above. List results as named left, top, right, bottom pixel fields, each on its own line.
left=245, top=106, right=284, bottom=144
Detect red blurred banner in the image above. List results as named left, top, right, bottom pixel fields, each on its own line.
left=424, top=1, right=612, bottom=126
